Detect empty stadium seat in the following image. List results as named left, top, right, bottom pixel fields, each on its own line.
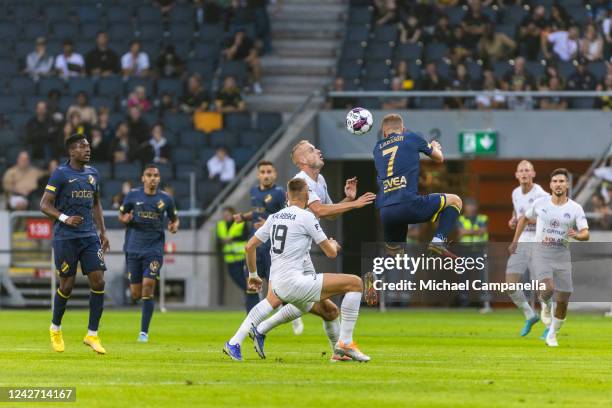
left=444, top=6, right=465, bottom=26
left=76, top=6, right=102, bottom=23
left=157, top=78, right=184, bottom=97
left=366, top=42, right=393, bottom=61
left=198, top=24, right=224, bottom=44
left=198, top=180, right=223, bottom=205
left=256, top=113, right=282, bottom=133
left=9, top=112, right=31, bottom=131
left=126, top=78, right=154, bottom=97
left=164, top=112, right=193, bottom=133
left=138, top=24, right=164, bottom=41
left=209, top=130, right=238, bottom=148
left=348, top=7, right=372, bottom=25
left=113, top=163, right=142, bottom=181
left=52, top=23, right=79, bottom=39
left=395, top=43, right=422, bottom=61
left=10, top=77, right=37, bottom=96
left=107, top=6, right=132, bottom=25
left=239, top=130, right=267, bottom=147
left=90, top=96, right=115, bottom=110
left=372, top=25, right=398, bottom=44
left=346, top=25, right=369, bottom=43
left=180, top=130, right=205, bottom=149
left=38, top=77, right=66, bottom=96
left=25, top=22, right=48, bottom=39
left=571, top=98, right=595, bottom=109
left=102, top=179, right=123, bottom=198
left=170, top=6, right=193, bottom=24
left=137, top=6, right=163, bottom=24
left=232, top=146, right=257, bottom=168
left=90, top=162, right=112, bottom=179
left=424, top=42, right=449, bottom=62
left=172, top=147, right=196, bottom=162
left=176, top=163, right=203, bottom=180
left=199, top=147, right=216, bottom=161
left=68, top=78, right=95, bottom=96
left=224, top=112, right=252, bottom=132
left=97, top=76, right=124, bottom=97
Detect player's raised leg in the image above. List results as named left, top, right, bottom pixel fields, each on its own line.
left=427, top=193, right=463, bottom=257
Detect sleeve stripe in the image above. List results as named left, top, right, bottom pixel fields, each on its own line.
left=45, top=185, right=56, bottom=192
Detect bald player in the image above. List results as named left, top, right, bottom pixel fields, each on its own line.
left=505, top=161, right=549, bottom=336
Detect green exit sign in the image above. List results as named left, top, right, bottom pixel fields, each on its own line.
left=459, top=130, right=497, bottom=156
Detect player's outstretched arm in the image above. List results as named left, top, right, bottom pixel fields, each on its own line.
left=40, top=192, right=83, bottom=227
left=429, top=140, right=444, bottom=163
left=93, top=193, right=110, bottom=252
left=309, top=192, right=376, bottom=219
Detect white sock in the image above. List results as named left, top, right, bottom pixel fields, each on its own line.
left=339, top=292, right=362, bottom=344
left=550, top=317, right=565, bottom=334
left=323, top=319, right=340, bottom=349
left=540, top=298, right=552, bottom=310
left=508, top=291, right=535, bottom=319
left=257, top=303, right=305, bottom=335
left=229, top=299, right=273, bottom=345
left=87, top=330, right=98, bottom=337
left=50, top=323, right=61, bottom=331
left=431, top=237, right=444, bottom=243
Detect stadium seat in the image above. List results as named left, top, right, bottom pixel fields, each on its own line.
left=0, top=129, right=19, bottom=147
left=102, top=179, right=123, bottom=198
left=481, top=7, right=498, bottom=23
left=24, top=23, right=48, bottom=40
left=0, top=96, right=21, bottom=113
left=219, top=61, right=248, bottom=84
left=395, top=43, right=422, bottom=61
left=180, top=130, right=205, bottom=149
left=364, top=60, right=391, bottom=80
left=169, top=24, right=194, bottom=42
left=126, top=78, right=154, bottom=98
left=444, top=6, right=465, bottom=26
left=348, top=7, right=372, bottom=25
left=557, top=61, right=576, bottom=81
left=338, top=62, right=363, bottom=80
left=372, top=25, right=398, bottom=44
left=114, top=162, right=142, bottom=181
left=68, top=78, right=96, bottom=96
left=76, top=6, right=102, bottom=23
left=109, top=24, right=134, bottom=42
left=198, top=24, right=224, bottom=44
left=232, top=146, right=257, bottom=168
left=193, top=43, right=220, bottom=61
left=164, top=112, right=193, bottom=133
left=566, top=6, right=588, bottom=25
left=570, top=98, right=595, bottom=109
left=138, top=24, right=164, bottom=41
left=465, top=60, right=483, bottom=81
left=172, top=147, right=196, bottom=163
left=199, top=147, right=216, bottom=161
left=107, top=6, right=132, bottom=25
left=46, top=40, right=64, bottom=57
left=38, top=77, right=66, bottom=96
left=239, top=130, right=267, bottom=147
left=356, top=97, right=381, bottom=109
left=13, top=5, right=39, bottom=21
left=186, top=60, right=216, bottom=78
left=10, top=77, right=36, bottom=96
left=155, top=162, right=174, bottom=180
left=137, top=6, right=163, bottom=25
left=0, top=21, right=18, bottom=40
left=340, top=44, right=365, bottom=62
left=43, top=5, right=70, bottom=23
left=109, top=112, right=124, bottom=128
left=80, top=23, right=106, bottom=40
left=587, top=62, right=606, bottom=81
left=346, top=25, right=369, bottom=43
left=52, top=23, right=79, bottom=39
left=424, top=42, right=449, bottom=62
left=97, top=76, right=124, bottom=97
left=366, top=42, right=393, bottom=61
left=90, top=162, right=112, bottom=179
left=9, top=112, right=31, bottom=130
left=157, top=78, right=184, bottom=97
left=209, top=130, right=238, bottom=148
left=24, top=96, right=43, bottom=111
left=418, top=97, right=445, bottom=109
left=198, top=180, right=223, bottom=206
left=224, top=112, right=252, bottom=132
left=493, top=61, right=511, bottom=79
left=525, top=61, right=545, bottom=80
left=435, top=60, right=451, bottom=79
left=163, top=130, right=180, bottom=147
left=91, top=96, right=115, bottom=111
left=362, top=78, right=390, bottom=90
left=176, top=164, right=203, bottom=180
left=170, top=6, right=193, bottom=25
left=501, top=5, right=527, bottom=25
left=256, top=113, right=282, bottom=133
left=496, top=24, right=517, bottom=39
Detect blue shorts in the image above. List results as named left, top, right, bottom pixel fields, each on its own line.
left=256, top=245, right=271, bottom=281
left=380, top=194, right=446, bottom=242
left=53, top=236, right=106, bottom=278
left=126, top=252, right=163, bottom=284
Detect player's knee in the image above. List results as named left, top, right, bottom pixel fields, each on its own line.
left=59, top=285, right=73, bottom=297
left=447, top=194, right=463, bottom=211
left=90, top=278, right=105, bottom=292
left=349, top=275, right=363, bottom=292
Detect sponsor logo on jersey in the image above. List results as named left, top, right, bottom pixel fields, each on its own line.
left=137, top=211, right=161, bottom=220
left=71, top=190, right=94, bottom=199
left=383, top=176, right=407, bottom=193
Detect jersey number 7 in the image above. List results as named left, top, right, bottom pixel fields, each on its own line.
left=382, top=146, right=398, bottom=177
left=271, top=225, right=288, bottom=254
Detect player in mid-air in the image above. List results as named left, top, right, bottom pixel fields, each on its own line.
left=232, top=161, right=306, bottom=332
left=118, top=164, right=179, bottom=342
left=505, top=160, right=549, bottom=336
left=373, top=114, right=463, bottom=258
left=223, top=178, right=370, bottom=362
left=511, top=168, right=589, bottom=347
left=41, top=134, right=109, bottom=354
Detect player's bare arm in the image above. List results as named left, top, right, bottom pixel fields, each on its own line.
left=429, top=140, right=444, bottom=163
left=93, top=192, right=109, bottom=252
left=244, top=235, right=264, bottom=292
left=308, top=192, right=376, bottom=219
left=118, top=211, right=133, bottom=225
left=568, top=227, right=589, bottom=241
left=40, top=191, right=83, bottom=227
left=508, top=210, right=517, bottom=229
left=509, top=215, right=535, bottom=253
left=168, top=216, right=180, bottom=234
left=319, top=238, right=341, bottom=259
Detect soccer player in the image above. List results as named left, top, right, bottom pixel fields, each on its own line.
left=118, top=164, right=179, bottom=342
left=41, top=134, right=109, bottom=354
left=373, top=114, right=463, bottom=256
left=505, top=160, right=549, bottom=336
left=223, top=178, right=370, bottom=362
left=233, top=161, right=306, bottom=332
left=245, top=141, right=375, bottom=352
left=510, top=168, right=589, bottom=347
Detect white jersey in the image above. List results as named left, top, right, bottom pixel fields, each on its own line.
left=255, top=205, right=328, bottom=282
left=512, top=184, right=549, bottom=242
left=526, top=197, right=588, bottom=248
left=294, top=170, right=333, bottom=206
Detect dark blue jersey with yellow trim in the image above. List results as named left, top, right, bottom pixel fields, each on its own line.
left=120, top=187, right=177, bottom=254
left=249, top=185, right=285, bottom=224
left=373, top=131, right=433, bottom=208
left=45, top=162, right=100, bottom=240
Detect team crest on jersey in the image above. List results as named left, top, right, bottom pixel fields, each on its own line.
left=264, top=194, right=272, bottom=204
left=157, top=199, right=165, bottom=209
left=529, top=198, right=534, bottom=203
left=564, top=213, right=571, bottom=219
left=149, top=261, right=160, bottom=273
left=88, top=175, right=96, bottom=186
left=550, top=219, right=560, bottom=228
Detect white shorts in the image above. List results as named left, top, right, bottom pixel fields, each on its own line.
left=532, top=247, right=573, bottom=293
left=272, top=272, right=323, bottom=312
left=506, top=243, right=535, bottom=278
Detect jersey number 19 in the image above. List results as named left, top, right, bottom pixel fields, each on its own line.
left=271, top=225, right=288, bottom=254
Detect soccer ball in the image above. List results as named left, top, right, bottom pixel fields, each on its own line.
left=346, top=107, right=373, bottom=135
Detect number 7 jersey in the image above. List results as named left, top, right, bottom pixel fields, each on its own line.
left=254, top=205, right=328, bottom=282
left=373, top=131, right=433, bottom=208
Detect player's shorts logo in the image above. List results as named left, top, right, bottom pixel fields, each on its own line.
left=157, top=199, right=165, bottom=209
left=149, top=260, right=160, bottom=273
left=60, top=261, right=69, bottom=273
left=97, top=249, right=105, bottom=261
left=88, top=175, right=96, bottom=186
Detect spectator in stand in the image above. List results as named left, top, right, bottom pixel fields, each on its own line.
left=382, top=77, right=408, bottom=110
left=46, top=89, right=64, bottom=124
left=447, top=63, right=473, bottom=109
left=603, top=10, right=612, bottom=49
left=127, top=86, right=153, bottom=112
left=97, top=106, right=114, bottom=145
left=394, top=61, right=415, bottom=90
left=461, top=0, right=490, bottom=51
left=126, top=106, right=150, bottom=145
left=327, top=77, right=356, bottom=110
left=432, top=15, right=453, bottom=44
left=85, top=31, right=120, bottom=76
left=154, top=0, right=175, bottom=16
left=194, top=0, right=227, bottom=28
left=25, top=37, right=54, bottom=81
left=24, top=101, right=59, bottom=161
left=419, top=62, right=449, bottom=91
left=250, top=0, right=274, bottom=55
left=215, top=76, right=246, bottom=112
left=156, top=44, right=184, bottom=78
left=2, top=151, right=45, bottom=211
left=399, top=14, right=423, bottom=44
left=518, top=5, right=547, bottom=61
left=36, top=159, right=59, bottom=197
left=159, top=92, right=178, bottom=115
left=501, top=56, right=534, bottom=91
left=222, top=29, right=263, bottom=94
left=506, top=81, right=534, bottom=110
left=450, top=25, right=473, bottom=64
left=54, top=39, right=85, bottom=79
left=179, top=73, right=210, bottom=113
left=543, top=25, right=580, bottom=62
left=111, top=180, right=134, bottom=210
left=207, top=146, right=236, bottom=185
left=476, top=69, right=506, bottom=110
left=90, top=127, right=109, bottom=162
left=538, top=77, right=567, bottom=110
left=540, top=65, right=563, bottom=88
left=67, top=91, right=98, bottom=126
left=586, top=193, right=611, bottom=230
left=596, top=73, right=612, bottom=110
left=148, top=123, right=171, bottom=164
left=110, top=121, right=136, bottom=163
left=374, top=0, right=397, bottom=26
left=63, top=111, right=90, bottom=142
left=567, top=58, right=597, bottom=90
left=121, top=40, right=150, bottom=78
left=580, top=23, right=604, bottom=62
left=548, top=5, right=571, bottom=31
left=478, top=23, right=516, bottom=64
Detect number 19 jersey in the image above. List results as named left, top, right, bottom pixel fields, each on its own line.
left=254, top=205, right=328, bottom=282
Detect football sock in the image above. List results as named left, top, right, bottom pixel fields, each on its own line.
left=508, top=290, right=536, bottom=319
left=339, top=292, right=362, bottom=344
left=51, top=289, right=69, bottom=327
left=550, top=317, right=565, bottom=334
left=88, top=290, right=105, bottom=332
left=433, top=205, right=461, bottom=241
left=229, top=299, right=273, bottom=345
left=257, top=303, right=306, bottom=335
left=87, top=330, right=98, bottom=337
left=245, top=293, right=260, bottom=313
left=324, top=319, right=340, bottom=349
left=141, top=296, right=155, bottom=334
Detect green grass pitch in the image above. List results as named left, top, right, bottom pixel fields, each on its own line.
left=1, top=309, right=612, bottom=407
